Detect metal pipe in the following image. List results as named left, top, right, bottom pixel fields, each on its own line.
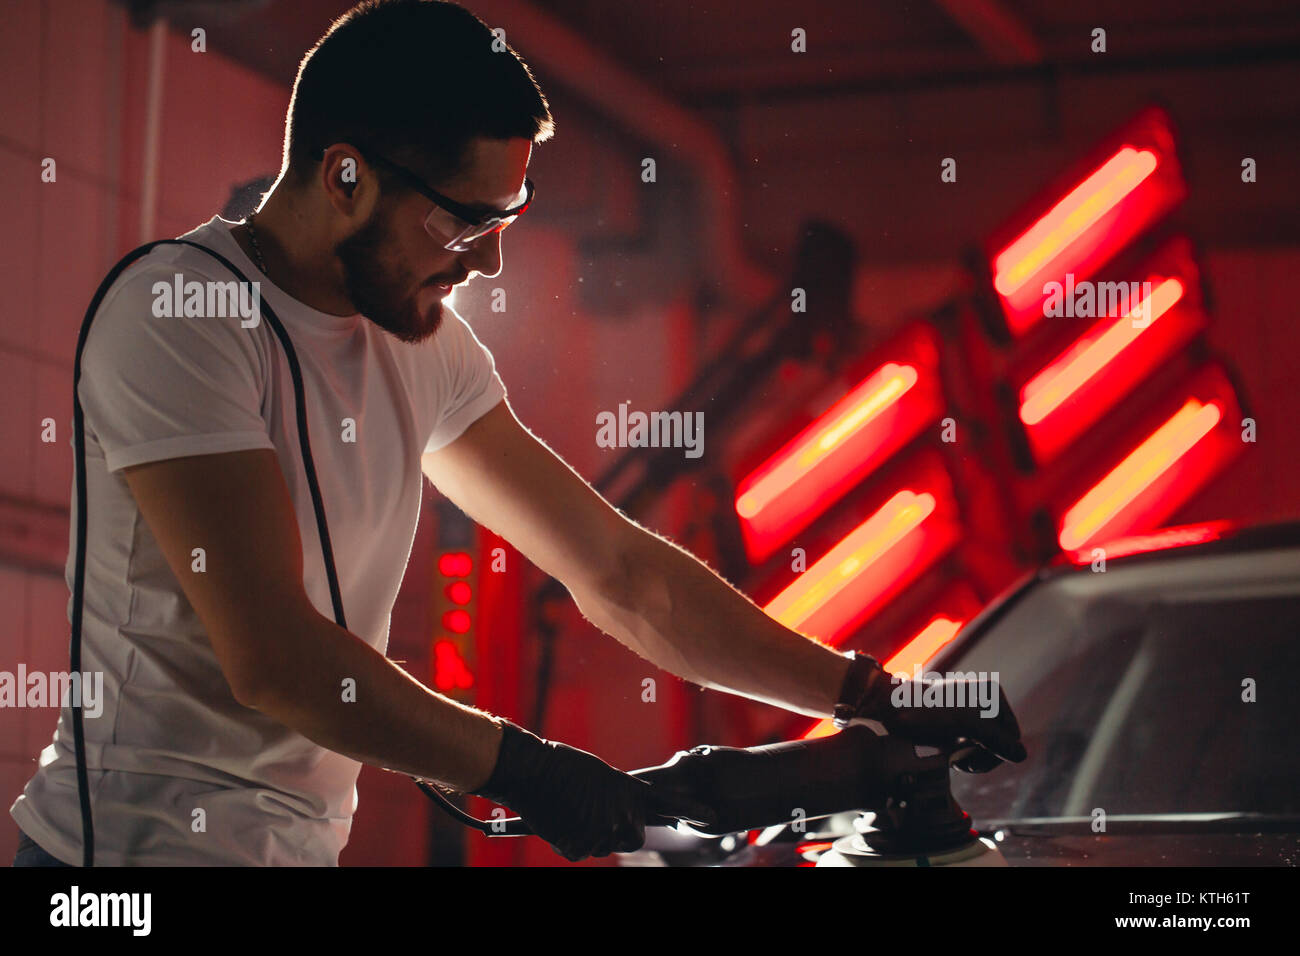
left=139, top=17, right=167, bottom=242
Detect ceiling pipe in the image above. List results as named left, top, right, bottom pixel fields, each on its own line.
left=932, top=0, right=1043, bottom=65
left=467, top=0, right=777, bottom=310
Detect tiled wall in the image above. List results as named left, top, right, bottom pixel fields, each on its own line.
left=0, top=0, right=311, bottom=865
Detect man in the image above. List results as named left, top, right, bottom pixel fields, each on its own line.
left=11, top=0, right=1024, bottom=866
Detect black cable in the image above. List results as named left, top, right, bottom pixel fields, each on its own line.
left=412, top=778, right=527, bottom=835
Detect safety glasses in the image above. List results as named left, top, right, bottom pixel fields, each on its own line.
left=361, top=148, right=534, bottom=252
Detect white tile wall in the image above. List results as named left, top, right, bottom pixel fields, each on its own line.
left=41, top=0, right=116, bottom=185
left=24, top=573, right=69, bottom=755
left=0, top=349, right=37, bottom=498
left=31, top=358, right=74, bottom=509
left=0, top=566, right=32, bottom=760
left=36, top=172, right=113, bottom=362
left=0, top=146, right=40, bottom=353
left=0, top=0, right=42, bottom=153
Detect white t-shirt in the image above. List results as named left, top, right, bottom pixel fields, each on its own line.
left=10, top=215, right=507, bottom=865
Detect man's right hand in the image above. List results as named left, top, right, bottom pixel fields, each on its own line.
left=861, top=671, right=1028, bottom=773
left=470, top=720, right=715, bottom=861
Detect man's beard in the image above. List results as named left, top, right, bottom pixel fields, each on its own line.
left=335, top=203, right=444, bottom=345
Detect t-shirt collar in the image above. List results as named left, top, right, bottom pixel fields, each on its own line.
left=208, top=215, right=361, bottom=332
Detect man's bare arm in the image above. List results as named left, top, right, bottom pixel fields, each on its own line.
left=422, top=399, right=852, bottom=719
left=122, top=448, right=503, bottom=792
left=589, top=528, right=851, bottom=718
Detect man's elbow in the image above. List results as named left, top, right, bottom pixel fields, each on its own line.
left=223, top=650, right=279, bottom=711
left=212, top=607, right=314, bottom=712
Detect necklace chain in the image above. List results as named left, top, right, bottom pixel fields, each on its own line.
left=246, top=211, right=269, bottom=276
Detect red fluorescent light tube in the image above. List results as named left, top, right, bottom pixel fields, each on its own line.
left=995, top=148, right=1158, bottom=301
left=1058, top=397, right=1224, bottom=551
left=1066, top=519, right=1233, bottom=564
left=737, top=358, right=938, bottom=563
left=763, top=477, right=958, bottom=646
left=989, top=108, right=1186, bottom=339
left=1020, top=276, right=1198, bottom=462
left=765, top=490, right=935, bottom=627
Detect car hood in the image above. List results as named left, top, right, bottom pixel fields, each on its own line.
left=977, top=814, right=1300, bottom=866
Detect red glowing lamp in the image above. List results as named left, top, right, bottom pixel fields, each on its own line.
left=438, top=551, right=473, bottom=577
left=761, top=453, right=960, bottom=647
left=736, top=323, right=943, bottom=563
left=986, top=108, right=1187, bottom=338
left=432, top=639, right=475, bottom=692
left=1018, top=247, right=1206, bottom=465
left=1055, top=365, right=1242, bottom=552
left=1065, top=520, right=1233, bottom=564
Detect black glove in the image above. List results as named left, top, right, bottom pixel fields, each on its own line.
left=633, top=725, right=924, bottom=834
left=857, top=669, right=1028, bottom=773
left=471, top=719, right=716, bottom=861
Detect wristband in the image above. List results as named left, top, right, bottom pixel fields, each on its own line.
left=832, top=651, right=885, bottom=729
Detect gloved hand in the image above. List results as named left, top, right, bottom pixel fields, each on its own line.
left=471, top=719, right=717, bottom=861
left=857, top=670, right=1028, bottom=773
left=633, top=725, right=923, bottom=834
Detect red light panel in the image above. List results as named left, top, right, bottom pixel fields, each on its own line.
left=1056, top=367, right=1242, bottom=552
left=1019, top=271, right=1204, bottom=463
left=995, top=148, right=1157, bottom=310
left=987, top=108, right=1187, bottom=338
left=735, top=324, right=942, bottom=563
left=445, top=581, right=472, bottom=604
left=762, top=455, right=960, bottom=647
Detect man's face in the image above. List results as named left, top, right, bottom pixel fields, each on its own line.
left=335, top=136, right=532, bottom=344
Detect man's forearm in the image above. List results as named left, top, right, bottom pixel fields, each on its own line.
left=236, top=601, right=503, bottom=792
left=576, top=530, right=854, bottom=719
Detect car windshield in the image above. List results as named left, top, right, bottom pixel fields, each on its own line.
left=938, top=551, right=1300, bottom=824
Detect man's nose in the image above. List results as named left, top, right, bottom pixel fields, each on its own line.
left=459, top=231, right=503, bottom=279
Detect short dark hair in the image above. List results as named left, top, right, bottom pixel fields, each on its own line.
left=283, top=0, right=554, bottom=187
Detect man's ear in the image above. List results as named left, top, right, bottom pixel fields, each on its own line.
left=319, top=143, right=375, bottom=218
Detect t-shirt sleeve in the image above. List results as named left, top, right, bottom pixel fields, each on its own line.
left=79, top=260, right=275, bottom=473
left=424, top=311, right=507, bottom=453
